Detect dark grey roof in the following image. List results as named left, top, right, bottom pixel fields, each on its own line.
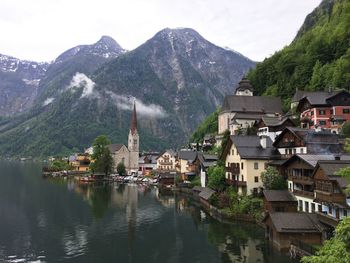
left=301, top=91, right=341, bottom=105
left=232, top=113, right=265, bottom=120
left=260, top=115, right=293, bottom=127
left=157, top=149, right=177, bottom=159
left=231, top=135, right=280, bottom=160
left=317, top=160, right=350, bottom=177
left=221, top=96, right=282, bottom=114
left=294, top=154, right=341, bottom=167
left=159, top=172, right=176, bottom=179
left=107, top=144, right=125, bottom=153
left=178, top=150, right=197, bottom=161
left=263, top=190, right=297, bottom=202
left=267, top=213, right=321, bottom=233
left=199, top=187, right=216, bottom=200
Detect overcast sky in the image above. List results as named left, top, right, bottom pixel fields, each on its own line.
left=1, top=0, right=321, bottom=62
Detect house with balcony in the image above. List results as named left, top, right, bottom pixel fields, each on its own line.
left=313, top=160, right=350, bottom=228
left=273, top=127, right=343, bottom=159
left=177, top=150, right=198, bottom=180
left=69, top=153, right=91, bottom=172
left=222, top=135, right=281, bottom=195
left=295, top=90, right=350, bottom=133
left=263, top=190, right=298, bottom=214
left=256, top=115, right=295, bottom=142
left=276, top=154, right=343, bottom=214
left=218, top=78, right=283, bottom=135
left=156, top=150, right=177, bottom=172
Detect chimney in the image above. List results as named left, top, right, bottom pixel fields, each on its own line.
left=260, top=135, right=268, bottom=149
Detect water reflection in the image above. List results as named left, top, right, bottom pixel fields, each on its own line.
left=0, top=162, right=296, bottom=263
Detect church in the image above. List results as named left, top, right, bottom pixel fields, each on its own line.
left=108, top=103, right=139, bottom=174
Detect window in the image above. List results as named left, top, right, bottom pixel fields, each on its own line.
left=241, top=162, right=244, bottom=170
left=254, top=176, right=259, bottom=183
left=305, top=201, right=309, bottom=213
left=299, top=200, right=303, bottom=211
left=301, top=148, right=304, bottom=154
left=319, top=120, right=326, bottom=126
left=276, top=207, right=285, bottom=212
left=330, top=109, right=334, bottom=115
left=344, top=210, right=348, bottom=217
left=328, top=206, right=332, bottom=215
left=293, top=149, right=297, bottom=154
left=343, top=108, right=350, bottom=114
left=232, top=149, right=234, bottom=155
left=318, top=204, right=322, bottom=212
left=311, top=203, right=315, bottom=212
left=254, top=162, right=259, bottom=169
left=319, top=110, right=326, bottom=115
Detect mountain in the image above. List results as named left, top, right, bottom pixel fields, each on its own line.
left=247, top=0, right=350, bottom=110
left=0, top=36, right=126, bottom=117
left=0, top=54, right=49, bottom=116
left=0, top=28, right=254, bottom=157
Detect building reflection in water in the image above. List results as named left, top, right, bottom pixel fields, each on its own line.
left=70, top=181, right=267, bottom=263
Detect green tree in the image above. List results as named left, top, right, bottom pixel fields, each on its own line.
left=341, top=122, right=350, bottom=138
left=207, top=165, right=226, bottom=192
left=117, top=162, right=126, bottom=176
left=261, top=167, right=287, bottom=190
left=334, top=166, right=350, bottom=195
left=301, top=217, right=350, bottom=263
left=90, top=135, right=113, bottom=175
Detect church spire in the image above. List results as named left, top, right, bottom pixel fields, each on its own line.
left=130, top=101, right=137, bottom=135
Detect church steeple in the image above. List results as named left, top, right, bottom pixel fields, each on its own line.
left=130, top=101, right=137, bottom=135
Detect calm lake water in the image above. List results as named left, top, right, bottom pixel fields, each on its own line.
left=0, top=161, right=297, bottom=263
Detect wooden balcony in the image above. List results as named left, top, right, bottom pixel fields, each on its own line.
left=160, top=161, right=173, bottom=165
left=293, top=189, right=314, bottom=198
left=226, top=166, right=240, bottom=175
left=316, top=212, right=340, bottom=228
left=314, top=189, right=346, bottom=204
left=226, top=178, right=247, bottom=187
left=291, top=176, right=314, bottom=185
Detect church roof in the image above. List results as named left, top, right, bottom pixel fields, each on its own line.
left=235, top=77, right=254, bottom=92
left=221, top=96, right=282, bottom=114
left=130, top=102, right=137, bottom=135
left=107, top=144, right=126, bottom=153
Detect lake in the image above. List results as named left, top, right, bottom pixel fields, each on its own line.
left=0, top=161, right=297, bottom=262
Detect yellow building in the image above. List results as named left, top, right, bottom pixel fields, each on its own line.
left=222, top=135, right=281, bottom=195
left=69, top=154, right=91, bottom=172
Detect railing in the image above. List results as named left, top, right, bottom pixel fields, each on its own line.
left=226, top=166, right=240, bottom=175
left=293, top=189, right=314, bottom=198
left=226, top=178, right=247, bottom=187
left=291, top=239, right=318, bottom=256
left=314, top=189, right=346, bottom=204
left=316, top=212, right=340, bottom=227
left=292, top=176, right=314, bottom=185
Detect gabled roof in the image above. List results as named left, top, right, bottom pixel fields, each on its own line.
left=273, top=127, right=342, bottom=153
left=199, top=187, right=216, bottom=200
left=314, top=160, right=350, bottom=178
left=259, top=115, right=295, bottom=128
left=282, top=154, right=347, bottom=168
left=107, top=144, right=126, bottom=153
left=156, top=149, right=177, bottom=160
left=178, top=150, right=197, bottom=161
left=295, top=90, right=350, bottom=111
left=264, top=213, right=322, bottom=233
left=225, top=135, right=281, bottom=160
left=263, top=190, right=297, bottom=202
left=221, top=96, right=283, bottom=114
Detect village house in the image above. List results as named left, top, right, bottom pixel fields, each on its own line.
left=313, top=160, right=350, bottom=228
left=218, top=78, right=283, bottom=135
left=156, top=150, right=177, bottom=171
left=177, top=150, right=198, bottom=180
left=222, top=135, right=281, bottom=195
left=196, top=153, right=218, bottom=187
left=273, top=127, right=343, bottom=159
left=263, top=190, right=298, bottom=213
left=294, top=90, right=350, bottom=133
left=138, top=152, right=158, bottom=176
left=68, top=153, right=91, bottom=172
left=263, top=212, right=324, bottom=252
left=108, top=103, right=139, bottom=174
left=256, top=115, right=295, bottom=142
